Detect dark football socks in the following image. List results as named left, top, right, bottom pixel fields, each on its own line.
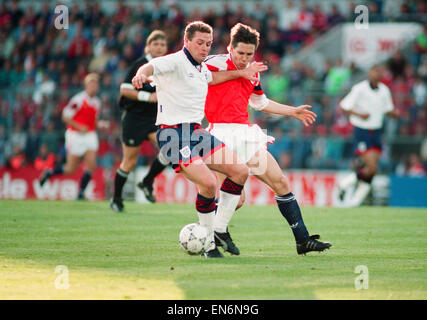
left=275, top=192, right=310, bottom=244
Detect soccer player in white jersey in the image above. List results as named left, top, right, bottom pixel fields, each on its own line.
left=39, top=73, right=102, bottom=200
left=132, top=21, right=268, bottom=258
left=204, top=23, right=332, bottom=255
left=338, top=65, right=399, bottom=206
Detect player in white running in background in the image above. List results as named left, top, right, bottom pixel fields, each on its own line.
left=132, top=21, right=268, bottom=258
left=339, top=65, right=400, bottom=206
left=39, top=73, right=103, bottom=200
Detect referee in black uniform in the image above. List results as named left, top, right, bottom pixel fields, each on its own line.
left=110, top=30, right=168, bottom=212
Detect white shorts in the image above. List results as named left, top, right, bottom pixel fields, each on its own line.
left=206, top=123, right=275, bottom=164
left=65, top=129, right=99, bottom=157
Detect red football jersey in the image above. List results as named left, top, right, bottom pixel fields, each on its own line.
left=62, top=91, right=100, bottom=132
left=205, top=54, right=266, bottom=124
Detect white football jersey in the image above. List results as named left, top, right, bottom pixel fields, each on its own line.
left=149, top=49, right=213, bottom=126
left=340, top=80, right=394, bottom=130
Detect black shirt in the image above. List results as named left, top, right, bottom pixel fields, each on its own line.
left=119, top=56, right=157, bottom=117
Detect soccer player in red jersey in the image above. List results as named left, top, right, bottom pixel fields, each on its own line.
left=39, top=73, right=102, bottom=200
left=205, top=23, right=332, bottom=255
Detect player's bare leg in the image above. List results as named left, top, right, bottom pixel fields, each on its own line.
left=137, top=132, right=167, bottom=203
left=39, top=152, right=81, bottom=187
left=350, top=150, right=380, bottom=206
left=180, top=160, right=223, bottom=258
left=77, top=150, right=96, bottom=200
left=249, top=149, right=331, bottom=255
left=205, top=146, right=249, bottom=255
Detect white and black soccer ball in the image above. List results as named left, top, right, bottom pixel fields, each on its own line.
left=178, top=223, right=211, bottom=255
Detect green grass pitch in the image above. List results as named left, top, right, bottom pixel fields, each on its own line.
left=0, top=200, right=426, bottom=300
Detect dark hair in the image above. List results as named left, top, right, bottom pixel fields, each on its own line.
left=145, top=30, right=167, bottom=53
left=230, top=23, right=260, bottom=49
left=184, top=21, right=213, bottom=41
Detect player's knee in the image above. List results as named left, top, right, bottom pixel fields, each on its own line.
left=200, top=176, right=217, bottom=197
left=233, top=164, right=249, bottom=184
left=122, top=156, right=138, bottom=172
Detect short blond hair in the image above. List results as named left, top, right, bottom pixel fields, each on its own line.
left=84, top=73, right=99, bottom=85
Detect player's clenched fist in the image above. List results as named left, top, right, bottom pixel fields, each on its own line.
left=132, top=74, right=150, bottom=89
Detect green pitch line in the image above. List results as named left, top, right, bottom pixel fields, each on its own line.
left=0, top=200, right=426, bottom=300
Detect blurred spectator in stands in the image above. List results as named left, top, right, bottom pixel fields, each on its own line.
left=312, top=4, right=328, bottom=32
left=33, top=73, right=56, bottom=105
left=279, top=0, right=300, bottom=31
left=265, top=126, right=293, bottom=169
left=328, top=4, right=345, bottom=27
left=25, top=124, right=40, bottom=163
left=0, top=124, right=7, bottom=166
left=413, top=75, right=426, bottom=107
left=40, top=121, right=60, bottom=154
left=10, top=123, right=26, bottom=151
left=324, top=59, right=351, bottom=96
left=297, top=1, right=313, bottom=32
left=7, top=144, right=26, bottom=169
left=264, top=59, right=289, bottom=104
left=387, top=51, right=407, bottom=79
left=369, top=2, right=385, bottom=22
left=265, top=29, right=285, bottom=56
left=414, top=25, right=427, bottom=68
left=383, top=0, right=404, bottom=19
left=407, top=153, right=425, bottom=176
left=34, top=143, right=55, bottom=171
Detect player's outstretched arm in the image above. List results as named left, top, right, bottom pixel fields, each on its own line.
left=132, top=63, right=154, bottom=89
left=209, top=61, right=268, bottom=85
left=262, top=100, right=317, bottom=127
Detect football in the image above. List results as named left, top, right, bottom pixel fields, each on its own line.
left=178, top=223, right=211, bottom=255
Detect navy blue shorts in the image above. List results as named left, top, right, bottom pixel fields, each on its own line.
left=156, top=123, right=225, bottom=172
left=353, top=127, right=382, bottom=156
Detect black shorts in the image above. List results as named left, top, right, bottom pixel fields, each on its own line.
left=121, top=110, right=157, bottom=147
left=156, top=123, right=225, bottom=173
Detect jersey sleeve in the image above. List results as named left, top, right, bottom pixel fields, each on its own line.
left=383, top=86, right=394, bottom=113
left=249, top=76, right=269, bottom=110
left=150, top=53, right=178, bottom=75
left=204, top=55, right=228, bottom=72
left=340, top=85, right=360, bottom=111
left=249, top=93, right=269, bottom=110
left=62, top=95, right=80, bottom=118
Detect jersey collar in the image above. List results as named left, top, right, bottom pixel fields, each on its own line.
left=145, top=53, right=153, bottom=61
left=183, top=47, right=201, bottom=67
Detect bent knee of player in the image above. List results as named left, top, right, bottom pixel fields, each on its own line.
left=230, top=164, right=249, bottom=184
left=200, top=175, right=218, bottom=197
left=121, top=155, right=138, bottom=172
